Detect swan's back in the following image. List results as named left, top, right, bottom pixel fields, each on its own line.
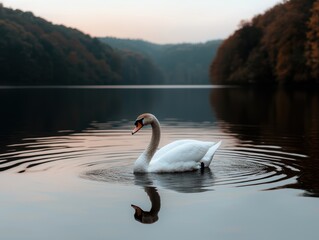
left=152, top=139, right=194, bottom=159
left=148, top=140, right=217, bottom=173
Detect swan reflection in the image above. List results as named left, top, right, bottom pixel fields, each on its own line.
left=131, top=187, right=160, bottom=224
left=134, top=167, right=214, bottom=193
left=83, top=166, right=215, bottom=193
left=82, top=165, right=216, bottom=223
left=131, top=169, right=214, bottom=224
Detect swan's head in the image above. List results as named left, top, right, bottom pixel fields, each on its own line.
left=132, top=113, right=155, bottom=135
left=131, top=204, right=159, bottom=224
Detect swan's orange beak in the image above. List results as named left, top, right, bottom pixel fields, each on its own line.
left=132, top=122, right=143, bottom=135
left=131, top=204, right=143, bottom=216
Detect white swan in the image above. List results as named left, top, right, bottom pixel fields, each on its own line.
left=132, top=113, right=221, bottom=173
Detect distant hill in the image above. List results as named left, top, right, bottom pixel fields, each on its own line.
left=210, top=0, right=319, bottom=85
left=0, top=4, right=221, bottom=85
left=100, top=37, right=222, bottom=84
left=0, top=5, right=161, bottom=85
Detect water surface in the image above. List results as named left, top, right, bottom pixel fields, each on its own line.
left=0, top=86, right=318, bottom=240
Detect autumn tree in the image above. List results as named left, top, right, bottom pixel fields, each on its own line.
left=210, top=0, right=317, bottom=85
left=0, top=5, right=163, bottom=85
left=306, top=0, right=319, bottom=81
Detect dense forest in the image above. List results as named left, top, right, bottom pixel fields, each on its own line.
left=0, top=4, right=219, bottom=85
left=101, top=37, right=222, bottom=84
left=210, top=0, right=319, bottom=85
left=0, top=5, right=162, bottom=85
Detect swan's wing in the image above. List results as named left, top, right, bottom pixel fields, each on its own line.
left=149, top=141, right=213, bottom=172
left=153, top=139, right=196, bottom=160
left=201, top=141, right=222, bottom=167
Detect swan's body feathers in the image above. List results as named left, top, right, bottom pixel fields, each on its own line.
left=201, top=140, right=222, bottom=167
left=149, top=140, right=212, bottom=172
left=152, top=140, right=198, bottom=160
left=132, top=113, right=221, bottom=173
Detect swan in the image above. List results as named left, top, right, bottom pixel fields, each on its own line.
left=132, top=113, right=221, bottom=173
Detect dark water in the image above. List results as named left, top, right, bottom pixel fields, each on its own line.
left=0, top=86, right=318, bottom=240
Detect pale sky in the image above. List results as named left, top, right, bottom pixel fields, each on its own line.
left=3, top=0, right=281, bottom=43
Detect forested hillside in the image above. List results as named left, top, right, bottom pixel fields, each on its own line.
left=210, top=0, right=319, bottom=85
left=101, top=37, right=222, bottom=84
left=0, top=5, right=161, bottom=85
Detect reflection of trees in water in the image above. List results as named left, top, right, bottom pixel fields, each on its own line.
left=0, top=88, right=152, bottom=149
left=0, top=88, right=214, bottom=135
left=0, top=88, right=215, bottom=151
left=210, top=87, right=319, bottom=196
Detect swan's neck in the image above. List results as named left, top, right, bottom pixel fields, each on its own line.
left=146, top=119, right=161, bottom=160
left=134, top=117, right=161, bottom=172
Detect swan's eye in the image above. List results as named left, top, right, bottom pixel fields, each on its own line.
left=135, top=118, right=144, bottom=126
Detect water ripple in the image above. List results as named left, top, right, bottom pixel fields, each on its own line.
left=0, top=123, right=306, bottom=192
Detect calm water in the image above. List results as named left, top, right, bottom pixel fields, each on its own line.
left=0, top=86, right=318, bottom=240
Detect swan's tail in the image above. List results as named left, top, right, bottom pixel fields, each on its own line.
left=201, top=141, right=222, bottom=167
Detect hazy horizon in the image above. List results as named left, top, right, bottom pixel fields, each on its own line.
left=2, top=0, right=281, bottom=44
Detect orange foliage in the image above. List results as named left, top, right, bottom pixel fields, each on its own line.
left=211, top=0, right=318, bottom=85
left=306, top=0, right=319, bottom=80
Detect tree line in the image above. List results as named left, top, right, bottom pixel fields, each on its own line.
left=210, top=0, right=319, bottom=85
left=0, top=5, right=161, bottom=85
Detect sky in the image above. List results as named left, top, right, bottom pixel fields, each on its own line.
left=2, top=0, right=281, bottom=44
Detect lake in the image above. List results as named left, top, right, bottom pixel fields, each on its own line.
left=0, top=86, right=318, bottom=240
